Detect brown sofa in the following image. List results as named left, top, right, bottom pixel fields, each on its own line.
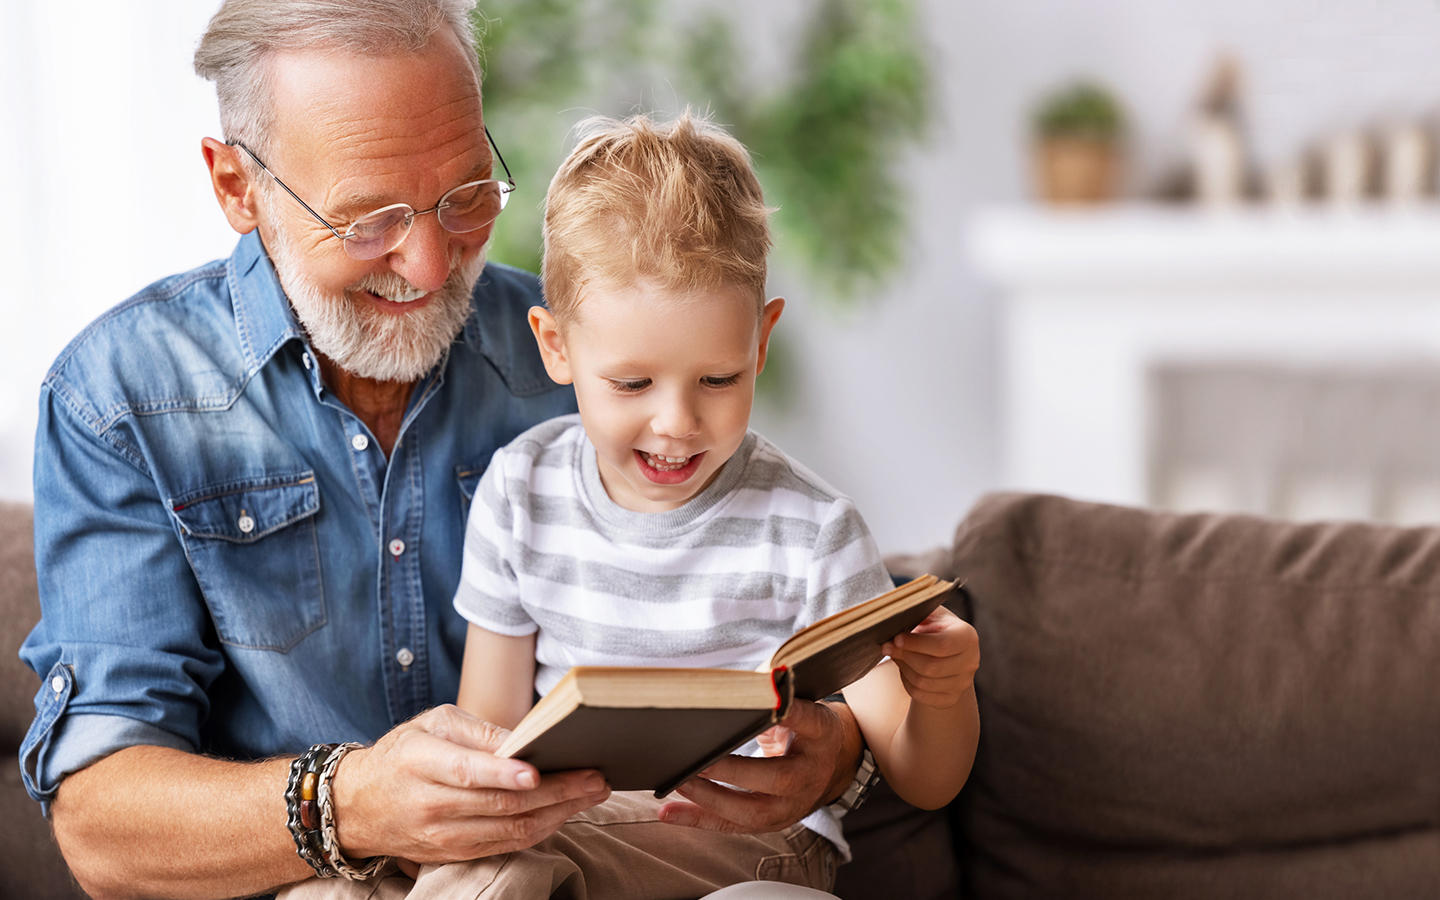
left=2, top=500, right=88, bottom=899
left=841, top=492, right=1440, bottom=898
left=8, top=494, right=1439, bottom=898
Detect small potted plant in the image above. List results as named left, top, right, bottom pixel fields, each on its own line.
left=1032, top=80, right=1125, bottom=204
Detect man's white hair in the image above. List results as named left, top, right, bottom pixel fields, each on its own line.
left=193, top=0, right=481, bottom=160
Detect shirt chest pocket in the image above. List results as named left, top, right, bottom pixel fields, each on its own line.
left=170, top=473, right=326, bottom=651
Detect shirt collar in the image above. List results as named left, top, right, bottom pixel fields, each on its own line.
left=228, top=231, right=308, bottom=374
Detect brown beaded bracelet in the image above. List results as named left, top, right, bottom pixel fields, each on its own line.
left=285, top=743, right=339, bottom=878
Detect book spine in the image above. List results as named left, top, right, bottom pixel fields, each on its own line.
left=770, top=665, right=794, bottom=719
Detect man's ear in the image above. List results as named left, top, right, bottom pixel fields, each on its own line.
left=201, top=137, right=261, bottom=234
left=528, top=306, right=573, bottom=385
left=755, top=297, right=785, bottom=375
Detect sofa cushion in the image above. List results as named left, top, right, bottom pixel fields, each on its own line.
left=0, top=500, right=89, bottom=898
left=942, top=492, right=1440, bottom=898
left=0, top=500, right=39, bottom=751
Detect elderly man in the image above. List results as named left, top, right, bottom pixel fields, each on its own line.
left=18, top=1, right=869, bottom=898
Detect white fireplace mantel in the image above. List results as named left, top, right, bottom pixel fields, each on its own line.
left=965, top=205, right=1440, bottom=509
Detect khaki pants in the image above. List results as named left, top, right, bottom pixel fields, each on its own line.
left=281, top=791, right=838, bottom=900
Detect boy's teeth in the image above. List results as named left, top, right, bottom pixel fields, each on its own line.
left=644, top=452, right=690, bottom=470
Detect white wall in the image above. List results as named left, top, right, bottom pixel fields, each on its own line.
left=1, top=1, right=234, bottom=500
left=751, top=0, right=1440, bottom=554
left=6, top=1, right=1440, bottom=554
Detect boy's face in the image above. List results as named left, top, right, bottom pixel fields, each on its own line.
left=530, top=280, right=783, bottom=512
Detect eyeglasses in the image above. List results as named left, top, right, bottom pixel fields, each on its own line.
left=229, top=127, right=515, bottom=261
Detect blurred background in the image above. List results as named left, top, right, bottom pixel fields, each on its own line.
left=6, top=0, right=1440, bottom=555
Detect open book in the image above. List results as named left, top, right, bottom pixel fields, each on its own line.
left=495, top=574, right=961, bottom=796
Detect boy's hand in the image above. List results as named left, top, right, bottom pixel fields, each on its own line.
left=881, top=607, right=980, bottom=709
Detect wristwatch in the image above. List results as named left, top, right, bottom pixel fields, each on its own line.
left=829, top=747, right=880, bottom=816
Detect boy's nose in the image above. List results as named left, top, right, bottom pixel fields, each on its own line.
left=651, top=396, right=700, bottom=439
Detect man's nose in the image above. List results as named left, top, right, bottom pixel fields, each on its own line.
left=387, top=213, right=465, bottom=292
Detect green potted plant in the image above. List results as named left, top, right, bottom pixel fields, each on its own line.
left=1032, top=80, right=1125, bottom=204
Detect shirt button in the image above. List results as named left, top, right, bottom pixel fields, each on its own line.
left=388, top=538, right=406, bottom=557
left=302, top=352, right=312, bottom=370
left=351, top=434, right=369, bottom=452
left=51, top=675, right=64, bottom=693
left=237, top=513, right=255, bottom=534
left=396, top=648, right=415, bottom=667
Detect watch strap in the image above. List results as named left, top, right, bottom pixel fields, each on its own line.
left=830, top=747, right=879, bottom=816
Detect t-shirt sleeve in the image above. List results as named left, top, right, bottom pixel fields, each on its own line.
left=798, top=497, right=895, bottom=629
left=452, top=445, right=537, bottom=636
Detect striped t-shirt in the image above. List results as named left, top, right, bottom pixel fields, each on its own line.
left=453, top=414, right=892, bottom=854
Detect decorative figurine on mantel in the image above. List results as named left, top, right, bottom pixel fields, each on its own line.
left=1190, top=54, right=1248, bottom=207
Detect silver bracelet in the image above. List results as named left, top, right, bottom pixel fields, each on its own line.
left=316, top=742, right=392, bottom=881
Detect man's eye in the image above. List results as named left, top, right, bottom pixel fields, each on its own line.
left=702, top=374, right=742, bottom=388
left=608, top=378, right=650, bottom=393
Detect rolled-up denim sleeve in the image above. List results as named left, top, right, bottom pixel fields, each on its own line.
left=19, top=381, right=222, bottom=811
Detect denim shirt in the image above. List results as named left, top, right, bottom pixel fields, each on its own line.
left=19, top=231, right=576, bottom=808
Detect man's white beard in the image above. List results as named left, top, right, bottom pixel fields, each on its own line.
left=264, top=205, right=485, bottom=384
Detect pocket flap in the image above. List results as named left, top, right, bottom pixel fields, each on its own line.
left=170, top=473, right=320, bottom=543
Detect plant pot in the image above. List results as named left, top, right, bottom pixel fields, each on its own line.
left=1035, top=137, right=1121, bottom=204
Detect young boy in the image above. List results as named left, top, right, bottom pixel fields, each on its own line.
left=289, top=112, right=979, bottom=898
left=447, top=112, right=980, bottom=896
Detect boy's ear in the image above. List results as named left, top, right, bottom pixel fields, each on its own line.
left=201, top=137, right=261, bottom=234
left=755, top=297, right=785, bottom=375
left=528, top=306, right=574, bottom=385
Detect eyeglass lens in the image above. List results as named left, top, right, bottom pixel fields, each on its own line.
left=343, top=180, right=511, bottom=260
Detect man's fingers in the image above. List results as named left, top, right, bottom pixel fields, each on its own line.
left=400, top=788, right=610, bottom=863
left=657, top=699, right=849, bottom=838
left=393, top=727, right=540, bottom=791
left=413, top=704, right=511, bottom=752
left=456, top=790, right=612, bottom=857
left=694, top=753, right=794, bottom=797
left=655, top=797, right=749, bottom=833
left=430, top=769, right=610, bottom=818
left=667, top=777, right=790, bottom=833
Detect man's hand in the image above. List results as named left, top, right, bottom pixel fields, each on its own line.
left=882, top=606, right=980, bottom=709
left=656, top=698, right=860, bottom=834
left=332, top=704, right=611, bottom=863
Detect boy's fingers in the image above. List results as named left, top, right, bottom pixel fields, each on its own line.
left=909, top=607, right=959, bottom=633
left=891, top=649, right=959, bottom=677
left=892, top=622, right=978, bottom=658
left=895, top=662, right=975, bottom=705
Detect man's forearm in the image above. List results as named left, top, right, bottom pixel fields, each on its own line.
left=51, top=745, right=311, bottom=900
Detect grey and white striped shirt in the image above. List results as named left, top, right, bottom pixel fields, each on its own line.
left=453, top=415, right=892, bottom=854
left=454, top=414, right=893, bottom=697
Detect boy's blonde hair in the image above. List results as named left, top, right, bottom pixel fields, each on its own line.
left=541, top=112, right=772, bottom=322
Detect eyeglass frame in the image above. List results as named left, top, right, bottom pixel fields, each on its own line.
left=228, top=127, right=516, bottom=258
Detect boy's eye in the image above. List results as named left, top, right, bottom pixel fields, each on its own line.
left=607, top=378, right=650, bottom=393
left=702, top=374, right=742, bottom=388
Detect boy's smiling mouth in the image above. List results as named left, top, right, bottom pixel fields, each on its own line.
left=636, top=450, right=705, bottom=484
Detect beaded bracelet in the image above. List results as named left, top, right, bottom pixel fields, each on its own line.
left=285, top=743, right=339, bottom=878
left=316, top=742, right=391, bottom=880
